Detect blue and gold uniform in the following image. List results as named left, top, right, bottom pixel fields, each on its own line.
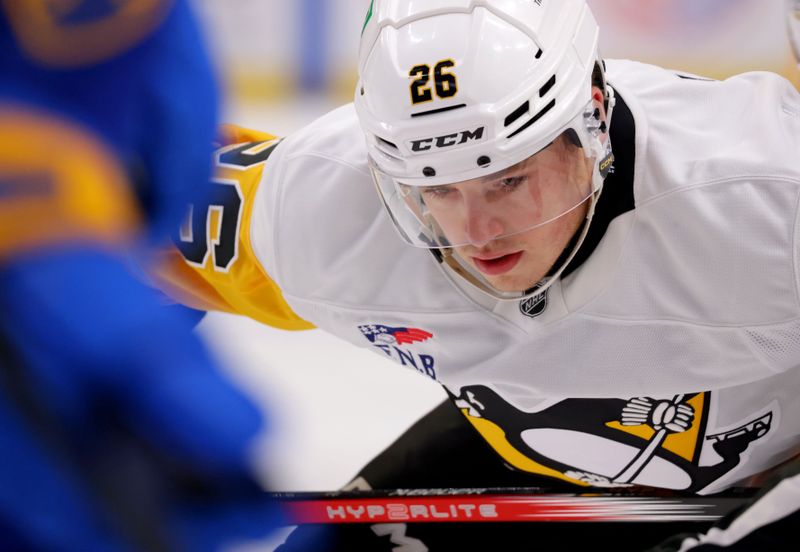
left=0, top=2, right=281, bottom=550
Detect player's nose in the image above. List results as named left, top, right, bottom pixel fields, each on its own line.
left=463, top=202, right=504, bottom=248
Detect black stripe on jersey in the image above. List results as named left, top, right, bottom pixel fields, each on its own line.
left=561, top=90, right=636, bottom=280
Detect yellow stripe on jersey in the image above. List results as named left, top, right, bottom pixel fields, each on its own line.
left=1, top=0, right=171, bottom=67
left=151, top=126, right=314, bottom=331
left=0, top=105, right=142, bottom=258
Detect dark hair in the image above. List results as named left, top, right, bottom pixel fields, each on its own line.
left=592, top=60, right=612, bottom=113
left=591, top=61, right=605, bottom=91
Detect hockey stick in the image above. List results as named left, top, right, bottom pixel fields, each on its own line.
left=271, top=487, right=754, bottom=524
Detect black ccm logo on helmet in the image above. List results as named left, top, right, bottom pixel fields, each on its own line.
left=408, top=127, right=486, bottom=153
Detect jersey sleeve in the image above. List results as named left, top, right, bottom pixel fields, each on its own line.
left=151, top=126, right=314, bottom=331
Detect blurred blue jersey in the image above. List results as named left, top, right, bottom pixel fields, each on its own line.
left=0, top=0, right=219, bottom=243
left=0, top=2, right=281, bottom=550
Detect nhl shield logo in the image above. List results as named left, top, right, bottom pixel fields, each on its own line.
left=519, top=288, right=548, bottom=318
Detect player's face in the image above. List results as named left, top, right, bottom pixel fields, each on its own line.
left=420, top=135, right=594, bottom=292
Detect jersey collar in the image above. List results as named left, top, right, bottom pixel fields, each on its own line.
left=561, top=90, right=637, bottom=280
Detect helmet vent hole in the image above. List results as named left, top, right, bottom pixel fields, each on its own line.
left=539, top=75, right=556, bottom=97
left=477, top=156, right=491, bottom=167
left=504, top=101, right=530, bottom=127
left=423, top=167, right=436, bottom=177
left=507, top=98, right=556, bottom=140
left=377, top=136, right=398, bottom=150
left=535, top=48, right=543, bottom=60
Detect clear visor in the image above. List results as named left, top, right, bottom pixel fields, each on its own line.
left=372, top=118, right=601, bottom=250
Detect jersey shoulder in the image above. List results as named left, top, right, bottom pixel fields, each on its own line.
left=606, top=59, right=800, bottom=200
left=249, top=104, right=381, bottom=298
left=154, top=107, right=374, bottom=329
left=157, top=106, right=476, bottom=330
left=253, top=105, right=472, bottom=315
left=154, top=127, right=314, bottom=330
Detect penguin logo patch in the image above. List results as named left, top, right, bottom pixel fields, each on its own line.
left=453, top=385, right=774, bottom=493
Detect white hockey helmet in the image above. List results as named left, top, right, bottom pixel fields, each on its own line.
left=355, top=0, right=615, bottom=300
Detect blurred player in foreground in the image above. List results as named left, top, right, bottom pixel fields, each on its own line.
left=154, top=0, right=800, bottom=549
left=0, top=1, right=284, bottom=549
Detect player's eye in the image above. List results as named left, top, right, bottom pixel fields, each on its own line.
left=496, top=176, right=525, bottom=191
left=422, top=185, right=455, bottom=199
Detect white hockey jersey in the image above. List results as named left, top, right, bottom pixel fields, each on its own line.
left=157, top=60, right=800, bottom=494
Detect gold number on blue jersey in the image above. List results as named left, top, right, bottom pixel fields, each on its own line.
left=409, top=60, right=458, bottom=105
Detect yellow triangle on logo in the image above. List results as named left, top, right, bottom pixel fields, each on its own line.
left=606, top=393, right=706, bottom=462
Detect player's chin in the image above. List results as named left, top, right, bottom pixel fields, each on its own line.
left=480, top=263, right=543, bottom=293
left=484, top=273, right=540, bottom=293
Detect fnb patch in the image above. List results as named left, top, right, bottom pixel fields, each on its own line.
left=358, top=324, right=437, bottom=380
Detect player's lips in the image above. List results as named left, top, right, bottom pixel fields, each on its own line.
left=471, top=251, right=523, bottom=276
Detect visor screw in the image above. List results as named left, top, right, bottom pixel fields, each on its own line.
left=423, top=167, right=436, bottom=177
left=477, top=156, right=491, bottom=167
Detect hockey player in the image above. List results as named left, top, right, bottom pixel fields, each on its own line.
left=154, top=0, right=800, bottom=549
left=0, top=1, right=284, bottom=550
